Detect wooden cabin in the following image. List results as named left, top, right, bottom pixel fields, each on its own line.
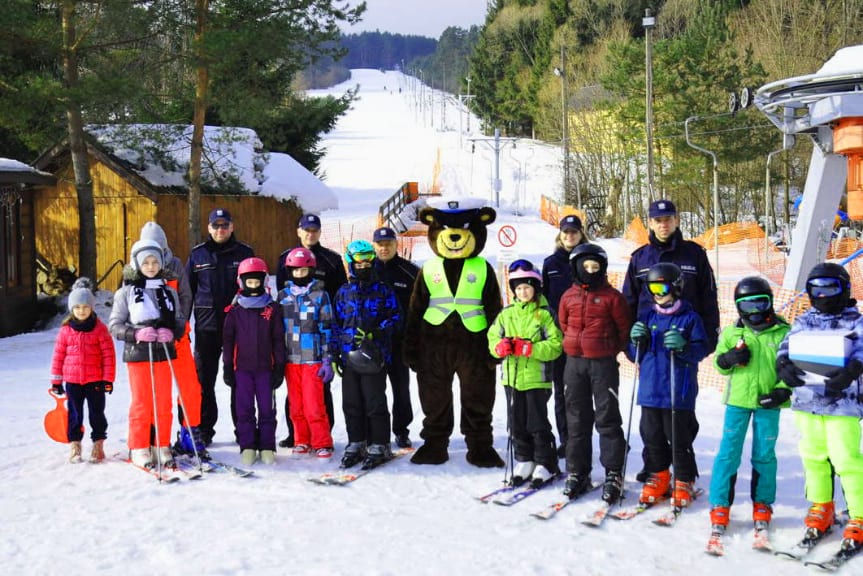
left=33, top=138, right=303, bottom=291
left=0, top=160, right=55, bottom=337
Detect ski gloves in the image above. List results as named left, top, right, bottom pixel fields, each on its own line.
left=51, top=383, right=64, bottom=396
left=51, top=381, right=112, bottom=395
left=663, top=329, right=687, bottom=352
left=318, top=360, right=334, bottom=384
left=271, top=364, right=285, bottom=390
left=824, top=359, right=863, bottom=395
left=757, top=387, right=791, bottom=409
left=354, top=327, right=382, bottom=346
left=134, top=326, right=173, bottom=343
left=716, top=346, right=751, bottom=369
left=775, top=356, right=806, bottom=388
left=630, top=322, right=650, bottom=347
left=223, top=368, right=236, bottom=388
left=629, top=323, right=686, bottom=352
left=494, top=337, right=532, bottom=358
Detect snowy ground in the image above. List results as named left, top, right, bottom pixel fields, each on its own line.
left=1, top=69, right=852, bottom=575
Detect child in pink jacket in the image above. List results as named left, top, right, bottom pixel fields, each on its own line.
left=50, top=278, right=116, bottom=463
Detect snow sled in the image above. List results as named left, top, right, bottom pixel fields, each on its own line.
left=44, top=388, right=70, bottom=443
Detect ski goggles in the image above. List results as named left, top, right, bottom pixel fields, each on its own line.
left=735, top=294, right=772, bottom=314
left=508, top=259, right=535, bottom=273
left=806, top=277, right=844, bottom=299
left=351, top=252, right=375, bottom=262
left=647, top=282, right=672, bottom=297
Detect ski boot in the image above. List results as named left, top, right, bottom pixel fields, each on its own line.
left=340, top=442, right=366, bottom=469
left=639, top=469, right=671, bottom=504
left=511, top=461, right=535, bottom=487
left=562, top=472, right=592, bottom=500
left=361, top=444, right=392, bottom=470
left=601, top=470, right=623, bottom=504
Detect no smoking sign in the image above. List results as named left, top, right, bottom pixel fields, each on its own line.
left=498, top=225, right=517, bottom=247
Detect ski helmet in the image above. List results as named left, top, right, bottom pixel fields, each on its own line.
left=646, top=262, right=684, bottom=299
left=345, top=240, right=376, bottom=279
left=284, top=247, right=317, bottom=287
left=284, top=247, right=317, bottom=269
left=734, top=276, right=775, bottom=330
left=237, top=257, right=269, bottom=297
left=569, top=243, right=608, bottom=288
left=508, top=268, right=542, bottom=295
left=806, top=262, right=851, bottom=314
left=345, top=338, right=384, bottom=374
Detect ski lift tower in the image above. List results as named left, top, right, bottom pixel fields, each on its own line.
left=754, top=45, right=863, bottom=290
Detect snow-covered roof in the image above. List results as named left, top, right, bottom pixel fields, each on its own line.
left=0, top=158, right=56, bottom=184
left=85, top=124, right=337, bottom=212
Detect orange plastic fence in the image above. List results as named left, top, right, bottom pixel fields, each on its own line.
left=693, top=221, right=765, bottom=249
left=539, top=195, right=586, bottom=230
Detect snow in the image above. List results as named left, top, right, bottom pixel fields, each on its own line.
left=86, top=124, right=337, bottom=211
left=1, top=69, right=846, bottom=575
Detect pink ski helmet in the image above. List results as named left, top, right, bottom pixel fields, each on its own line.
left=237, top=257, right=269, bottom=290
left=508, top=268, right=542, bottom=293
left=284, top=247, right=317, bottom=269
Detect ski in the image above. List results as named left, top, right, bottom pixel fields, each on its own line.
left=609, top=497, right=668, bottom=521
left=753, top=522, right=773, bottom=552
left=705, top=527, right=726, bottom=557
left=804, top=541, right=863, bottom=572
left=492, top=474, right=562, bottom=506
left=477, top=484, right=519, bottom=503
left=308, top=447, right=413, bottom=486
left=530, top=484, right=601, bottom=520
left=117, top=456, right=181, bottom=483
left=651, top=488, right=705, bottom=527
left=205, top=459, right=255, bottom=478
left=581, top=502, right=613, bottom=528
left=774, top=528, right=831, bottom=561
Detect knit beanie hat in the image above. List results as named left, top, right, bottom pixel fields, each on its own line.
left=68, top=277, right=96, bottom=311
left=130, top=239, right=164, bottom=271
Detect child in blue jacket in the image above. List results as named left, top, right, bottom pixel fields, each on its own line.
left=331, top=240, right=400, bottom=470
left=629, top=262, right=709, bottom=508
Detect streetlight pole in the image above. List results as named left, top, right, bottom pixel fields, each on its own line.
left=468, top=128, right=518, bottom=208
left=466, top=76, right=472, bottom=132
left=643, top=9, right=656, bottom=202
left=684, top=115, right=719, bottom=279
left=554, top=44, right=572, bottom=206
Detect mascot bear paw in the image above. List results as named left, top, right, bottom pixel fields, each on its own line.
left=409, top=442, right=449, bottom=465
left=466, top=446, right=504, bottom=468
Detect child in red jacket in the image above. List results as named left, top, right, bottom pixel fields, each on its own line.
left=50, top=278, right=116, bottom=463
left=558, top=244, right=632, bottom=503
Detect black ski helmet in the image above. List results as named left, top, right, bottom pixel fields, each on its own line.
left=646, top=262, right=684, bottom=298
left=569, top=243, right=608, bottom=287
left=806, top=262, right=852, bottom=314
left=345, top=338, right=384, bottom=374
left=734, top=276, right=775, bottom=330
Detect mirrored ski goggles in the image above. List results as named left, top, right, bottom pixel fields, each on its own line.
left=647, top=282, right=671, bottom=297
left=806, top=277, right=844, bottom=299
left=351, top=252, right=375, bottom=262
left=508, top=259, right=535, bottom=273
left=735, top=294, right=772, bottom=314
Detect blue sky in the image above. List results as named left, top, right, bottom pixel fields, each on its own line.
left=345, top=0, right=488, bottom=38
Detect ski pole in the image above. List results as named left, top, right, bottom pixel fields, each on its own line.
left=162, top=341, right=202, bottom=472
left=504, top=352, right=515, bottom=486
left=669, top=346, right=678, bottom=511
left=148, top=342, right=164, bottom=480
left=618, top=340, right=641, bottom=507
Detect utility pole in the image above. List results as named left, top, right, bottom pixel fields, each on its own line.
left=644, top=9, right=656, bottom=202
left=554, top=45, right=572, bottom=206
left=466, top=76, right=472, bottom=132
left=468, top=128, right=518, bottom=208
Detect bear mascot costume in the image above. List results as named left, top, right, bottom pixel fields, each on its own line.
left=403, top=198, right=504, bottom=468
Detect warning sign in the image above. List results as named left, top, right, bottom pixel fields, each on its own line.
left=498, top=225, right=517, bottom=248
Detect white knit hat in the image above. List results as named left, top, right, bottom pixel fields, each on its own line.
left=130, top=239, right=164, bottom=271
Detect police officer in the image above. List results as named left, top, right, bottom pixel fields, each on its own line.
left=621, top=199, right=719, bottom=350
left=276, top=214, right=347, bottom=446
left=372, top=226, right=420, bottom=448
left=185, top=208, right=254, bottom=446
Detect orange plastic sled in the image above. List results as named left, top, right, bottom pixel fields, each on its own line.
left=44, top=388, right=70, bottom=444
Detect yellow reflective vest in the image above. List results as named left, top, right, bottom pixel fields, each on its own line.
left=422, top=257, right=488, bottom=332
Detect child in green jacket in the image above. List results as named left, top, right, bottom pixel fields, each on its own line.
left=709, top=277, right=790, bottom=536
left=488, top=263, right=563, bottom=487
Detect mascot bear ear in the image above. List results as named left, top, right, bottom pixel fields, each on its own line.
left=419, top=207, right=439, bottom=226
left=478, top=207, right=496, bottom=226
